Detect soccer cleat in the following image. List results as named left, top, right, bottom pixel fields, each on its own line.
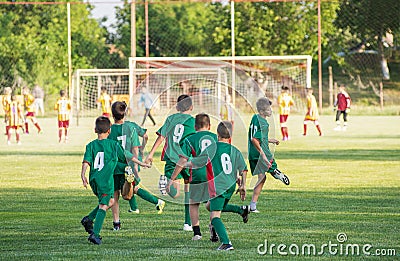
left=183, top=224, right=193, bottom=231
left=128, top=209, right=140, bottom=214
left=81, top=216, right=93, bottom=234
left=241, top=205, right=250, bottom=223
left=7, top=141, right=11, bottom=145
left=250, top=208, right=260, bottom=213
left=125, top=166, right=135, bottom=183
left=113, top=221, right=121, bottom=231
left=88, top=233, right=102, bottom=245
left=192, top=235, right=202, bottom=241
left=272, top=169, right=290, bottom=185
left=156, top=199, right=165, bottom=214
left=334, top=126, right=342, bottom=131
left=209, top=224, right=219, bottom=243
left=158, top=175, right=168, bottom=195
left=217, top=243, right=234, bottom=251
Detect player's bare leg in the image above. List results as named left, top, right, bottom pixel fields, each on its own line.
left=250, top=174, right=266, bottom=213
left=111, top=190, right=121, bottom=230
left=190, top=200, right=201, bottom=240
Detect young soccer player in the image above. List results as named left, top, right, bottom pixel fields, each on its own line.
left=219, top=94, right=234, bottom=126
left=80, top=116, right=126, bottom=245
left=22, top=87, right=42, bottom=134
left=184, top=121, right=248, bottom=250
left=303, top=88, right=322, bottom=136
left=126, top=118, right=149, bottom=214
left=108, top=101, right=164, bottom=230
left=248, top=97, right=290, bottom=213
left=277, top=86, right=295, bottom=141
left=145, top=94, right=196, bottom=231
left=5, top=94, right=24, bottom=145
left=167, top=113, right=218, bottom=240
left=2, top=87, right=12, bottom=136
left=334, top=84, right=351, bottom=131
left=97, top=86, right=112, bottom=118
left=54, top=90, right=72, bottom=143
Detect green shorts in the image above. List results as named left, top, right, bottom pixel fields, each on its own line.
left=209, top=196, right=230, bottom=211
left=89, top=180, right=113, bottom=205
left=189, top=182, right=210, bottom=203
left=249, top=159, right=277, bottom=176
left=164, top=161, right=190, bottom=180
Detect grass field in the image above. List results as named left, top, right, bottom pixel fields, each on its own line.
left=1, top=114, right=399, bottom=260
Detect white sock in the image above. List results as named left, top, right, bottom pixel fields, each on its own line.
left=250, top=201, right=257, bottom=211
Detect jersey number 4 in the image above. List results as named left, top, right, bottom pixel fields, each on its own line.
left=94, top=152, right=105, bottom=171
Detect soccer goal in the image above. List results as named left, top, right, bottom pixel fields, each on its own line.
left=129, top=56, right=312, bottom=117
left=73, top=56, right=312, bottom=124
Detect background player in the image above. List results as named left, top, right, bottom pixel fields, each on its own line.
left=303, top=88, right=322, bottom=136
left=167, top=113, right=218, bottom=240
left=277, top=86, right=295, bottom=141
left=80, top=116, right=126, bottom=245
left=248, top=97, right=290, bottom=213
left=219, top=94, right=234, bottom=127
left=185, top=121, right=248, bottom=251
left=5, top=94, right=24, bottom=145
left=22, top=86, right=42, bottom=134
left=145, top=94, right=196, bottom=231
left=54, top=90, right=72, bottom=143
left=97, top=86, right=112, bottom=118
left=334, top=84, right=351, bottom=131
left=2, top=87, right=12, bottom=136
left=108, top=101, right=163, bottom=230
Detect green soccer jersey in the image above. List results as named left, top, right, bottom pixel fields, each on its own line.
left=181, top=131, right=218, bottom=184
left=130, top=121, right=147, bottom=161
left=248, top=114, right=273, bottom=161
left=157, top=113, right=195, bottom=163
left=108, top=121, right=141, bottom=174
left=83, top=139, right=125, bottom=195
left=196, top=141, right=247, bottom=199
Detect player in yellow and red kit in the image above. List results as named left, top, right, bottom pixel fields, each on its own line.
left=6, top=94, right=24, bottom=145
left=303, top=88, right=322, bottom=136
left=277, top=86, right=294, bottom=141
left=2, top=87, right=12, bottom=136
left=54, top=90, right=72, bottom=143
left=97, top=87, right=112, bottom=118
left=22, top=87, right=42, bottom=134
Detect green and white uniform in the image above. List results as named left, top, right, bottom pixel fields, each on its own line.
left=248, top=114, right=277, bottom=176
left=108, top=121, right=141, bottom=190
left=194, top=141, right=247, bottom=211
left=83, top=139, right=125, bottom=205
left=181, top=131, right=217, bottom=202
left=157, top=113, right=195, bottom=179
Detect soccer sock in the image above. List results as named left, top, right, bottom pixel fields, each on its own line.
left=316, top=125, right=322, bottom=135
left=222, top=204, right=241, bottom=214
left=16, top=133, right=20, bottom=142
left=184, top=192, right=191, bottom=225
left=167, top=185, right=178, bottom=198
left=5, top=126, right=10, bottom=135
left=250, top=201, right=257, bottom=211
left=34, top=122, right=41, bottom=132
left=93, top=209, right=106, bottom=237
left=284, top=127, right=289, bottom=138
left=129, top=195, right=138, bottom=210
left=280, top=127, right=285, bottom=138
left=137, top=188, right=158, bottom=205
left=88, top=206, right=99, bottom=221
left=303, top=124, right=307, bottom=135
left=211, top=217, right=230, bottom=244
left=25, top=122, right=29, bottom=133
left=193, top=225, right=201, bottom=236
left=58, top=129, right=62, bottom=140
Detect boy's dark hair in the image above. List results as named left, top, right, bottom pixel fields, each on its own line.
left=60, top=90, right=65, bottom=96
left=176, top=94, right=192, bottom=112
left=111, top=101, right=127, bottom=121
left=217, top=121, right=232, bottom=139
left=195, top=113, right=210, bottom=130
left=95, top=116, right=111, bottom=134
left=101, top=86, right=107, bottom=92
left=256, top=97, right=272, bottom=115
